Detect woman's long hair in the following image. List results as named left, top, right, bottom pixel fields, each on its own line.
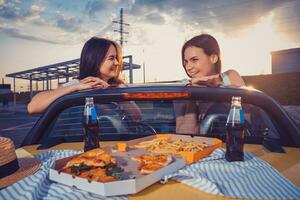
left=79, top=37, right=123, bottom=85
left=181, top=34, right=222, bottom=77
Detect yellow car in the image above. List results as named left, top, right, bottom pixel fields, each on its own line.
left=5, top=84, right=300, bottom=199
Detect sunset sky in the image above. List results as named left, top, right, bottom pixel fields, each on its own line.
left=0, top=0, right=300, bottom=91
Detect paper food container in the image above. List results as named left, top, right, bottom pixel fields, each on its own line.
left=118, top=134, right=222, bottom=164
left=49, top=147, right=185, bottom=196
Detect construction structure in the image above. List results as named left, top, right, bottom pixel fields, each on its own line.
left=6, top=56, right=140, bottom=99
left=6, top=8, right=141, bottom=99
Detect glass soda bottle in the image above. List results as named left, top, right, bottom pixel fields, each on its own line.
left=225, top=96, right=245, bottom=162
left=82, top=97, right=100, bottom=152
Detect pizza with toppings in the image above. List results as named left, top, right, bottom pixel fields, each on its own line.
left=60, top=148, right=123, bottom=182
left=134, top=138, right=208, bottom=155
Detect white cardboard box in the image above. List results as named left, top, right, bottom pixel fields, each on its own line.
left=49, top=148, right=185, bottom=196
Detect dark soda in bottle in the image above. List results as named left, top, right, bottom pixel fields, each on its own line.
left=83, top=97, right=100, bottom=152
left=225, top=96, right=245, bottom=162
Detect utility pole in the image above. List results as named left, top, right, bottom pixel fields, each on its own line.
left=113, top=8, right=129, bottom=48
left=143, top=63, right=145, bottom=83
left=142, top=49, right=146, bottom=83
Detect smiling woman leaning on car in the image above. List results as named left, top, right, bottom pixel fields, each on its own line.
left=182, top=33, right=245, bottom=87
left=175, top=34, right=245, bottom=134
left=27, top=37, right=141, bottom=121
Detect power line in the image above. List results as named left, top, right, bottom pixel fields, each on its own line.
left=273, top=15, right=300, bottom=25
left=192, top=4, right=300, bottom=33
left=275, top=26, right=300, bottom=33
left=187, top=0, right=253, bottom=13
left=126, top=1, right=300, bottom=33
left=186, top=1, right=300, bottom=24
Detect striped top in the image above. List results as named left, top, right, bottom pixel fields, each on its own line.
left=165, top=148, right=300, bottom=200
left=0, top=150, right=128, bottom=200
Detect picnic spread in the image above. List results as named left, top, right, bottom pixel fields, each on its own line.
left=1, top=135, right=300, bottom=200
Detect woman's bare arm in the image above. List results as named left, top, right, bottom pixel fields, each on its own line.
left=27, top=85, right=78, bottom=114
left=224, top=69, right=245, bottom=87
left=27, top=77, right=109, bottom=114
left=190, top=69, right=245, bottom=88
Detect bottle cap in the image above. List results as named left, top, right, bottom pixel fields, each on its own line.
left=231, top=96, right=241, bottom=106
left=85, top=97, right=94, bottom=104
left=232, top=96, right=241, bottom=102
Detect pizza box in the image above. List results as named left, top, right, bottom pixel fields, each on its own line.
left=49, top=147, right=185, bottom=196
left=118, top=134, right=222, bottom=164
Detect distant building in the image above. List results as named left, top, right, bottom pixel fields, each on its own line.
left=271, top=47, right=300, bottom=74
left=0, top=84, right=12, bottom=94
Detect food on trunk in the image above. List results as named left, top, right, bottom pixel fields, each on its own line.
left=59, top=148, right=123, bottom=182
left=134, top=138, right=209, bottom=154
left=132, top=154, right=172, bottom=174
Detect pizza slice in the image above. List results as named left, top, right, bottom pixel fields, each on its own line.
left=132, top=154, right=173, bottom=174
left=140, top=163, right=164, bottom=174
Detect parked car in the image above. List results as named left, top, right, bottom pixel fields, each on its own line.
left=18, top=84, right=300, bottom=199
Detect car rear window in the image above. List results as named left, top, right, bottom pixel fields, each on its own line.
left=46, top=99, right=280, bottom=142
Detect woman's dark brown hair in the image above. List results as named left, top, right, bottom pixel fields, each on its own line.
left=79, top=37, right=123, bottom=85
left=182, top=34, right=222, bottom=77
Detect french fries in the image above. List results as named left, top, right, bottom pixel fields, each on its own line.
left=134, top=138, right=208, bottom=154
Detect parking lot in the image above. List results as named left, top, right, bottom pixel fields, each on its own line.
left=0, top=104, right=39, bottom=147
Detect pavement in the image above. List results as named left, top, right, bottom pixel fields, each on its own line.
left=0, top=102, right=28, bottom=113
left=0, top=103, right=40, bottom=148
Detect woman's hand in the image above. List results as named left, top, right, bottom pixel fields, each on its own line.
left=28, top=76, right=110, bottom=114
left=72, top=76, right=110, bottom=92
left=190, top=74, right=223, bottom=87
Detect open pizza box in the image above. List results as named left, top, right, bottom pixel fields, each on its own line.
left=49, top=147, right=185, bottom=196
left=118, top=134, right=223, bottom=164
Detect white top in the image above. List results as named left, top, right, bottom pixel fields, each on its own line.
left=220, top=72, right=231, bottom=86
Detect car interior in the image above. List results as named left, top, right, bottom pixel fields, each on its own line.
left=44, top=99, right=281, bottom=146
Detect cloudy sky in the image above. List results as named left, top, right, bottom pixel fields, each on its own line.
left=0, top=0, right=300, bottom=91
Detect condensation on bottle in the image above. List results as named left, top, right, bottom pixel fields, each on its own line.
left=82, top=97, right=100, bottom=152
left=225, top=96, right=245, bottom=162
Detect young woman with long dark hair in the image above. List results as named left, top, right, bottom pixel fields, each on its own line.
left=28, top=37, right=141, bottom=121
left=176, top=33, right=245, bottom=134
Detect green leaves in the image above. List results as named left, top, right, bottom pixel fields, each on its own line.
left=105, top=164, right=124, bottom=180
left=70, top=162, right=92, bottom=175
left=69, top=161, right=124, bottom=180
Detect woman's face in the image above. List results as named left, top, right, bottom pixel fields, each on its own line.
left=183, top=46, right=217, bottom=78
left=99, top=44, right=119, bottom=81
